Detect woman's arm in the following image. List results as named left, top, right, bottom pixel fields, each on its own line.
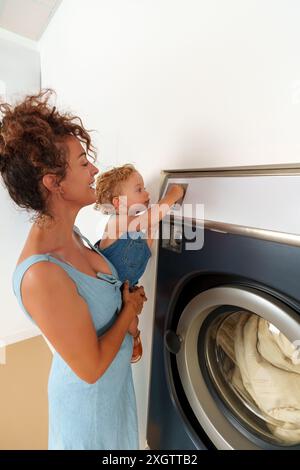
left=21, top=263, right=146, bottom=384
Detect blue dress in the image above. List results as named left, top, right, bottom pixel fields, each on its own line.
left=95, top=231, right=152, bottom=287
left=12, top=226, right=138, bottom=450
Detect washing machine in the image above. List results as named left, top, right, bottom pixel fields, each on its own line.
left=147, top=165, right=300, bottom=450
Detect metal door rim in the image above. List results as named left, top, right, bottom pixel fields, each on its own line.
left=176, top=285, right=300, bottom=449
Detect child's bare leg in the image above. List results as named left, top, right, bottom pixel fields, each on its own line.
left=129, top=317, right=143, bottom=363
left=128, top=316, right=139, bottom=336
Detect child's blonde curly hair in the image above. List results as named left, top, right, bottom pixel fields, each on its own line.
left=95, top=163, right=137, bottom=213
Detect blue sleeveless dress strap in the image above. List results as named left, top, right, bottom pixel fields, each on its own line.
left=12, top=226, right=138, bottom=450
left=95, top=230, right=152, bottom=286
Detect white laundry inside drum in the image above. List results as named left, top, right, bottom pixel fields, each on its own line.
left=215, top=311, right=300, bottom=445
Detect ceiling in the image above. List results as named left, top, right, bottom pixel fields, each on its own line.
left=0, top=0, right=62, bottom=41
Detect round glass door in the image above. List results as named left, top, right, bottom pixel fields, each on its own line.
left=204, top=310, right=300, bottom=446
left=175, top=286, right=300, bottom=449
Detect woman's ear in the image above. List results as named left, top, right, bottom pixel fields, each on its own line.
left=42, top=174, right=61, bottom=193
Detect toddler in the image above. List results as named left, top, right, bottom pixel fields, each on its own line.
left=94, top=164, right=184, bottom=362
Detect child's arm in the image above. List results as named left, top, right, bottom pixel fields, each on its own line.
left=128, top=184, right=185, bottom=244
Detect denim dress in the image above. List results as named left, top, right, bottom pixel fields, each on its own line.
left=12, top=226, right=138, bottom=450
left=95, top=231, right=152, bottom=286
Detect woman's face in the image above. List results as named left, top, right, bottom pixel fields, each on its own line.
left=57, top=136, right=99, bottom=208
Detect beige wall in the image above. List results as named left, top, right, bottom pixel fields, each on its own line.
left=0, top=336, right=52, bottom=449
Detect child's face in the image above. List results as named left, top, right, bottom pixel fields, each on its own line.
left=118, top=171, right=150, bottom=214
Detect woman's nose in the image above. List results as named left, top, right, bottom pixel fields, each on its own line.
left=91, top=163, right=99, bottom=176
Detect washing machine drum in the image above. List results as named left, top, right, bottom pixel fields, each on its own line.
left=169, top=286, right=300, bottom=450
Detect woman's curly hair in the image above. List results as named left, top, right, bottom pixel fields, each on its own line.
left=0, top=89, right=96, bottom=220
left=95, top=164, right=136, bottom=214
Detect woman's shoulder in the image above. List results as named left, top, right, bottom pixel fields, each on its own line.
left=12, top=254, right=74, bottom=321
left=13, top=229, right=77, bottom=291
left=16, top=225, right=56, bottom=266
left=16, top=232, right=40, bottom=266
left=14, top=255, right=70, bottom=287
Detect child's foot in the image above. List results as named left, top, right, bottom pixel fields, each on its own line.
left=131, top=329, right=143, bottom=363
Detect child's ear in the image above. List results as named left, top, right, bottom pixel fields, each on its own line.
left=112, top=196, right=119, bottom=210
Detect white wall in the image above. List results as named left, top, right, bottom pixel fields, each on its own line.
left=39, top=0, right=300, bottom=448
left=0, top=28, right=40, bottom=345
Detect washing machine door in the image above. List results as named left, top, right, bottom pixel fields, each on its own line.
left=170, top=286, right=300, bottom=449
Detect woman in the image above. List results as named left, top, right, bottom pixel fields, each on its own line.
left=0, top=89, right=146, bottom=450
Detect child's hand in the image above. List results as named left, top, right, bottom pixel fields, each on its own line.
left=166, top=184, right=185, bottom=202
left=128, top=316, right=139, bottom=336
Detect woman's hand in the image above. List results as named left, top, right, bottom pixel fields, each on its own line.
left=122, top=281, right=147, bottom=321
